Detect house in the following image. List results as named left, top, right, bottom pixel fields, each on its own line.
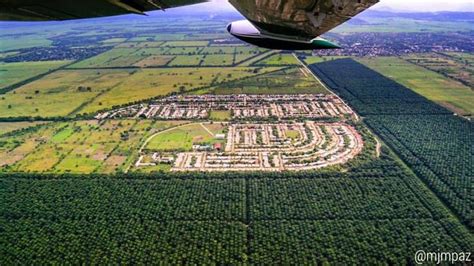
left=215, top=133, right=226, bottom=140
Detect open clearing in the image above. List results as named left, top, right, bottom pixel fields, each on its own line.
left=145, top=123, right=215, bottom=152
left=209, top=110, right=231, bottom=121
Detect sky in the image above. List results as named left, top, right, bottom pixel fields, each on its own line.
left=211, top=0, right=474, bottom=12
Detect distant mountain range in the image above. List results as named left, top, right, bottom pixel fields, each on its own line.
left=358, top=10, right=474, bottom=22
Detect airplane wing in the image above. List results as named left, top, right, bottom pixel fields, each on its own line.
left=0, top=0, right=379, bottom=50
left=0, top=0, right=207, bottom=21
left=228, top=0, right=379, bottom=41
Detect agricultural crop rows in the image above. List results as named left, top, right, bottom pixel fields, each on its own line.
left=2, top=144, right=473, bottom=264
left=311, top=58, right=473, bottom=228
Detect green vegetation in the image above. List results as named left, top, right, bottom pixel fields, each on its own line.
left=213, top=67, right=329, bottom=95
left=145, top=123, right=214, bottom=151
left=0, top=35, right=52, bottom=52
left=0, top=178, right=247, bottom=264
left=80, top=67, right=263, bottom=114
left=209, top=110, right=231, bottom=121
left=312, top=58, right=473, bottom=227
left=1, top=146, right=472, bottom=263
left=0, top=120, right=186, bottom=173
left=285, top=129, right=299, bottom=140
left=403, top=53, right=474, bottom=90
left=0, top=122, right=46, bottom=135
left=357, top=57, right=474, bottom=116
left=0, top=69, right=133, bottom=117
left=0, top=61, right=70, bottom=90
left=258, top=54, right=299, bottom=65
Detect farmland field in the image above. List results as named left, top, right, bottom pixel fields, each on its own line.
left=357, top=57, right=474, bottom=116
left=2, top=147, right=472, bottom=263
left=403, top=53, right=474, bottom=89
left=0, top=61, right=71, bottom=91
left=0, top=121, right=46, bottom=135
left=0, top=120, right=187, bottom=173
left=213, top=67, right=329, bottom=95
left=80, top=67, right=266, bottom=114
left=0, top=69, right=134, bottom=117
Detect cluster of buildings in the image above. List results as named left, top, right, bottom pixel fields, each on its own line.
left=170, top=122, right=363, bottom=172
left=95, top=94, right=353, bottom=120
left=134, top=121, right=363, bottom=172
left=313, top=32, right=474, bottom=57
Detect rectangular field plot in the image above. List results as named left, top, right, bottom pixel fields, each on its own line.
left=0, top=69, right=133, bottom=117
left=1, top=178, right=245, bottom=220
left=69, top=48, right=142, bottom=68
left=168, top=55, right=203, bottom=66
left=0, top=61, right=70, bottom=91
left=201, top=54, right=234, bottom=66
left=256, top=54, right=300, bottom=66
left=199, top=47, right=236, bottom=55
left=162, top=41, right=209, bottom=47
left=164, top=47, right=203, bottom=55
left=213, top=67, right=329, bottom=95
left=0, top=121, right=45, bottom=136
left=133, top=55, right=175, bottom=67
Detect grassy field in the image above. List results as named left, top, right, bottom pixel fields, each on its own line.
left=0, top=121, right=46, bottom=136
left=357, top=57, right=474, bottom=116
left=213, top=67, right=329, bottom=95
left=0, top=35, right=52, bottom=52
left=80, top=67, right=263, bottom=114
left=133, top=55, right=175, bottom=67
left=163, top=41, right=209, bottom=47
left=403, top=53, right=474, bottom=89
left=0, top=69, right=134, bottom=117
left=302, top=56, right=348, bottom=65
left=0, top=61, right=71, bottom=90
left=258, top=54, right=299, bottom=65
left=146, top=123, right=215, bottom=151
left=209, top=110, right=231, bottom=121
left=286, top=129, right=300, bottom=140
left=0, top=119, right=188, bottom=173
left=203, top=122, right=227, bottom=135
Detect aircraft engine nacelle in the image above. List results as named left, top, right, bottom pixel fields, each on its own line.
left=227, top=20, right=340, bottom=50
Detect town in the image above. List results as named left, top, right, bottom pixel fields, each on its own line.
left=153, top=122, right=363, bottom=172
left=95, top=94, right=354, bottom=120
left=129, top=94, right=363, bottom=172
